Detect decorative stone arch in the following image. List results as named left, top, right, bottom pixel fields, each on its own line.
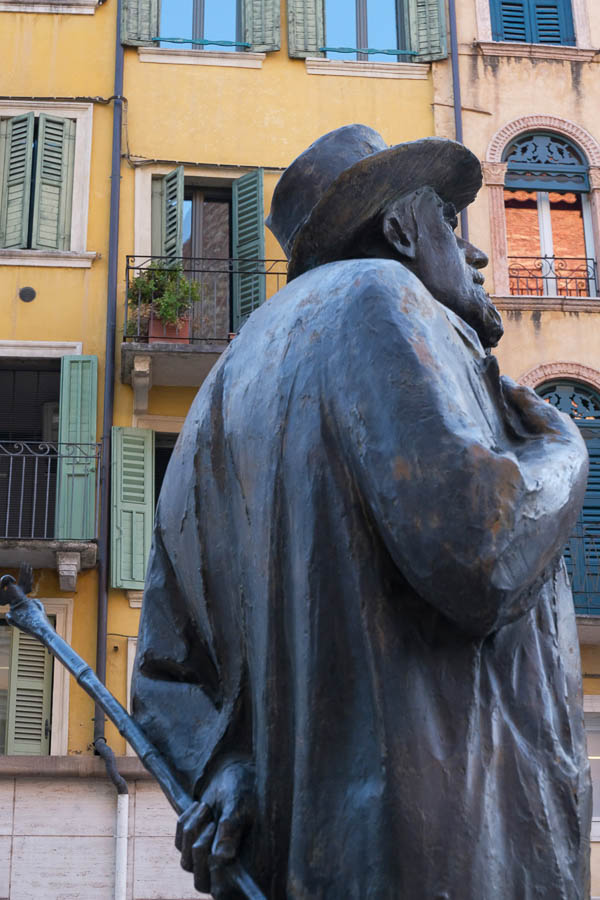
left=481, top=116, right=600, bottom=296
left=518, top=362, right=600, bottom=394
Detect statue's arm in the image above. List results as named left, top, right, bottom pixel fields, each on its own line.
left=332, top=274, right=588, bottom=637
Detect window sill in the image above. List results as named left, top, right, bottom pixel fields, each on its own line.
left=137, top=47, right=266, bottom=69
left=305, top=57, right=429, bottom=79
left=0, top=249, right=98, bottom=268
left=476, top=41, right=597, bottom=62
left=493, top=294, right=600, bottom=312
left=0, top=0, right=97, bottom=12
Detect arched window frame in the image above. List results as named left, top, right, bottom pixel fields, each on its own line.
left=483, top=116, right=600, bottom=299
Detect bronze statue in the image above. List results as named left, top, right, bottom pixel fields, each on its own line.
left=132, top=125, right=591, bottom=898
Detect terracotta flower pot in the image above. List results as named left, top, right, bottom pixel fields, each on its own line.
left=148, top=312, right=191, bottom=344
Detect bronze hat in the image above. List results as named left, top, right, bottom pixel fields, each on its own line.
left=266, top=124, right=483, bottom=282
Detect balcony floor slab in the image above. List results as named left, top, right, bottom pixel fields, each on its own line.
left=121, top=342, right=225, bottom=389
left=0, top=540, right=97, bottom=571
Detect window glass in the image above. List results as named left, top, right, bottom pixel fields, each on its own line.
left=367, top=0, right=398, bottom=61
left=326, top=0, right=358, bottom=59
left=549, top=192, right=586, bottom=260
left=504, top=190, right=541, bottom=258
left=204, top=0, right=238, bottom=49
left=0, top=621, right=9, bottom=755
left=182, top=198, right=193, bottom=259
left=160, top=0, right=193, bottom=47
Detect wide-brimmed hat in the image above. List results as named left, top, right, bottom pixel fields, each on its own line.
left=266, top=124, right=482, bottom=282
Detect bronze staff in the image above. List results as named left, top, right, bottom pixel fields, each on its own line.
left=0, top=569, right=265, bottom=900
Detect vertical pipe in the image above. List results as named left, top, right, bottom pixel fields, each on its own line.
left=95, top=0, right=124, bottom=745
left=446, top=0, right=469, bottom=241
left=115, top=793, right=129, bottom=900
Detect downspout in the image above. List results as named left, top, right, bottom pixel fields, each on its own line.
left=447, top=0, right=469, bottom=241
left=95, top=0, right=128, bottom=897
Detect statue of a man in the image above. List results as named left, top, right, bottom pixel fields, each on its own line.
left=132, top=126, right=591, bottom=899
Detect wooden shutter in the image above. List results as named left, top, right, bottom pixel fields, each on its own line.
left=243, top=0, right=280, bottom=51
left=531, top=0, right=574, bottom=44
left=121, top=0, right=159, bottom=45
left=232, top=169, right=266, bottom=331
left=56, top=356, right=98, bottom=540
left=6, top=627, right=52, bottom=755
left=31, top=114, right=76, bottom=252
left=408, top=0, right=448, bottom=60
left=287, top=0, right=325, bottom=58
left=567, top=426, right=600, bottom=613
left=111, top=427, right=155, bottom=590
left=160, top=166, right=184, bottom=262
left=0, top=112, right=35, bottom=250
left=491, top=0, right=529, bottom=41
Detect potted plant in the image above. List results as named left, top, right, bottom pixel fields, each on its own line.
left=126, top=262, right=201, bottom=343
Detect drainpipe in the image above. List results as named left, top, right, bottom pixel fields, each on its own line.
left=95, top=0, right=128, bottom=897
left=447, top=0, right=469, bottom=241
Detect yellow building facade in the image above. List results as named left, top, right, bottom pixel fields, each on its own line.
left=0, top=1, right=442, bottom=896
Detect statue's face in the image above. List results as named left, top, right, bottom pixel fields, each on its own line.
left=384, top=187, right=504, bottom=349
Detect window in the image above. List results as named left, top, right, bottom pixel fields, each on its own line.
left=0, top=615, right=54, bottom=756
left=155, top=431, right=177, bottom=499
left=287, top=0, right=446, bottom=61
left=503, top=133, right=596, bottom=297
left=324, top=0, right=408, bottom=61
left=121, top=0, right=280, bottom=53
left=0, top=112, right=76, bottom=251
left=159, top=0, right=240, bottom=50
left=585, top=712, right=600, bottom=836
left=490, top=0, right=575, bottom=45
left=536, top=380, right=600, bottom=615
left=0, top=356, right=99, bottom=542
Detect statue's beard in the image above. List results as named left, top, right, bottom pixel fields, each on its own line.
left=440, top=287, right=504, bottom=351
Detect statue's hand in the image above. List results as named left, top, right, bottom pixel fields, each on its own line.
left=175, top=759, right=256, bottom=897
left=500, top=376, right=574, bottom=438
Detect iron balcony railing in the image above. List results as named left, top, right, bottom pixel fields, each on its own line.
left=124, top=256, right=289, bottom=345
left=0, top=441, right=102, bottom=541
left=508, top=256, right=598, bottom=298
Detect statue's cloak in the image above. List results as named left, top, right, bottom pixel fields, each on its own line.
left=132, top=259, right=591, bottom=899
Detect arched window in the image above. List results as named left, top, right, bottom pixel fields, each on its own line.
left=537, top=380, right=600, bottom=614
left=503, top=133, right=597, bottom=297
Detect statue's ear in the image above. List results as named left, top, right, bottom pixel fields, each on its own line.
left=382, top=200, right=418, bottom=261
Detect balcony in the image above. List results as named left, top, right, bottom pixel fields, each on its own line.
left=120, top=256, right=288, bottom=409
left=0, top=440, right=101, bottom=590
left=508, top=256, right=598, bottom=298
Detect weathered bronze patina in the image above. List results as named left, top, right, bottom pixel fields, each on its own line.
left=132, top=126, right=591, bottom=898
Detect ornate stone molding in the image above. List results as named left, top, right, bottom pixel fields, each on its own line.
left=518, top=361, right=600, bottom=392
left=482, top=162, right=508, bottom=186
left=132, top=355, right=152, bottom=415
left=487, top=116, right=600, bottom=166
left=476, top=41, right=596, bottom=63
left=56, top=552, right=81, bottom=592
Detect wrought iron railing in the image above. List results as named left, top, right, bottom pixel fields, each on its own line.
left=564, top=527, right=600, bottom=616
left=0, top=441, right=102, bottom=541
left=124, top=256, right=288, bottom=345
left=508, top=256, right=598, bottom=298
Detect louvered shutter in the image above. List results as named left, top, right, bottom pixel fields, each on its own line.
left=31, top=114, right=76, bottom=252
left=0, top=112, right=35, bottom=250
left=531, top=0, right=574, bottom=44
left=408, top=0, right=448, bottom=61
left=6, top=627, right=52, bottom=755
left=287, top=0, right=325, bottom=58
left=56, top=356, right=98, bottom=540
left=243, top=0, right=280, bottom=51
left=121, top=0, right=159, bottom=46
left=232, top=169, right=266, bottom=331
left=566, top=426, right=600, bottom=614
left=160, top=166, right=184, bottom=262
left=111, top=427, right=155, bottom=590
left=491, top=0, right=530, bottom=41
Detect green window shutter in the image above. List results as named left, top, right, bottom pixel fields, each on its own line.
left=111, top=427, right=155, bottom=590
left=160, top=165, right=184, bottom=262
left=243, top=0, right=281, bottom=51
left=6, top=627, right=52, bottom=755
left=56, top=355, right=98, bottom=540
left=121, top=0, right=159, bottom=46
left=31, top=114, right=76, bottom=252
left=408, top=0, right=448, bottom=61
left=287, top=0, right=325, bottom=58
left=232, top=169, right=266, bottom=331
left=0, top=112, right=35, bottom=250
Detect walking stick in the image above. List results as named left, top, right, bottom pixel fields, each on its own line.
left=0, top=568, right=266, bottom=900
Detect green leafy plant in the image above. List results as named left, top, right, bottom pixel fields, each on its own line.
left=127, top=262, right=201, bottom=332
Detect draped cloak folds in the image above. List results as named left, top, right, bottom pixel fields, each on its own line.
left=132, top=258, right=592, bottom=899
